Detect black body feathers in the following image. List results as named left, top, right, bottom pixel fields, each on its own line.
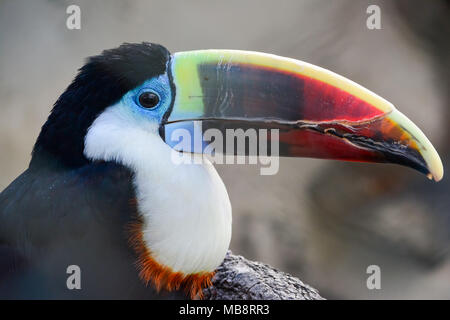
left=0, top=43, right=184, bottom=298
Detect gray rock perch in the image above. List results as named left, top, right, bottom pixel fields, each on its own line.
left=202, top=251, right=324, bottom=300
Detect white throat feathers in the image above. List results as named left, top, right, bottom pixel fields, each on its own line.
left=84, top=102, right=232, bottom=275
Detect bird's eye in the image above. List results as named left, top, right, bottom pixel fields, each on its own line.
left=138, top=91, right=160, bottom=109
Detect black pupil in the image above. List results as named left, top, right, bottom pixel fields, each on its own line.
left=139, top=92, right=159, bottom=108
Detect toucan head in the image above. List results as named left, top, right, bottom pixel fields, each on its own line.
left=32, top=42, right=443, bottom=182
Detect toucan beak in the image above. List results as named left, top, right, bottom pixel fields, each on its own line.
left=162, top=50, right=443, bottom=182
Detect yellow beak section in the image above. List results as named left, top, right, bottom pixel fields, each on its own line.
left=386, top=109, right=443, bottom=181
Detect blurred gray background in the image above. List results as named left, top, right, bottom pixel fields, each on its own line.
left=0, top=0, right=449, bottom=299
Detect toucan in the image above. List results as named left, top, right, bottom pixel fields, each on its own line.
left=0, top=43, right=443, bottom=299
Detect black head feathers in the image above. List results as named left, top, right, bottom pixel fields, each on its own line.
left=31, top=43, right=170, bottom=169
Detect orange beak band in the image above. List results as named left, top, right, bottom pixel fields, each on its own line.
left=162, top=50, right=443, bottom=181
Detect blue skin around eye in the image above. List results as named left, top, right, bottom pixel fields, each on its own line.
left=120, top=73, right=172, bottom=124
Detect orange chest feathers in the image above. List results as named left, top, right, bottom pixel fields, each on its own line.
left=127, top=216, right=214, bottom=299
